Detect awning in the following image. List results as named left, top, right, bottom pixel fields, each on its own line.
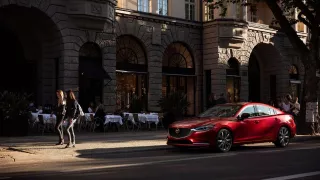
left=79, top=61, right=111, bottom=80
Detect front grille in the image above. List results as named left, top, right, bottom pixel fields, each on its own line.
left=169, top=128, right=191, bottom=138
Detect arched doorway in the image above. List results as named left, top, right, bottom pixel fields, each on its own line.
left=248, top=53, right=261, bottom=102
left=116, top=35, right=148, bottom=112
left=79, top=42, right=108, bottom=111
left=226, top=58, right=241, bottom=103
left=162, top=42, right=195, bottom=115
left=0, top=5, right=62, bottom=105
left=0, top=25, right=34, bottom=93
left=248, top=43, right=282, bottom=102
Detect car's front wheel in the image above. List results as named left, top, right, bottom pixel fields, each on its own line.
left=274, top=126, right=290, bottom=148
left=216, top=128, right=233, bottom=152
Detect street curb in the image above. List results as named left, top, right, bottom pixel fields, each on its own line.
left=292, top=135, right=320, bottom=143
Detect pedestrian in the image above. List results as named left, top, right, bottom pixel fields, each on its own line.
left=290, top=97, right=300, bottom=117
left=65, top=90, right=82, bottom=148
left=54, top=90, right=66, bottom=145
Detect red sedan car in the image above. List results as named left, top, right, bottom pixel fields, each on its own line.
left=167, top=102, right=296, bottom=152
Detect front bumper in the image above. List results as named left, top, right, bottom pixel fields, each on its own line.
left=166, top=128, right=218, bottom=147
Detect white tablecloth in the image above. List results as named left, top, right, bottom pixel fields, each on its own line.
left=84, top=113, right=95, bottom=121
left=31, top=112, right=56, bottom=124
left=104, top=115, right=123, bottom=125
left=123, top=113, right=159, bottom=124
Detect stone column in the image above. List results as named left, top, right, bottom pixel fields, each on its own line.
left=242, top=1, right=248, bottom=21
left=60, top=50, right=79, bottom=97
left=148, top=48, right=162, bottom=112
left=101, top=38, right=117, bottom=113
left=240, top=65, right=249, bottom=101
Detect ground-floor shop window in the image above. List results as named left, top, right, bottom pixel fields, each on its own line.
left=162, top=75, right=195, bottom=115
left=226, top=76, right=241, bottom=103
left=116, top=72, right=148, bottom=112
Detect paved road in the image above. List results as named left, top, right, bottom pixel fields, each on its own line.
left=0, top=141, right=320, bottom=180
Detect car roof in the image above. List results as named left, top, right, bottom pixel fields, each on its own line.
left=221, top=102, right=250, bottom=106
left=221, top=102, right=271, bottom=106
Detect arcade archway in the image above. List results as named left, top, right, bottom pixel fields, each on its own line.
left=116, top=35, right=148, bottom=111
left=248, top=43, right=283, bottom=102
left=162, top=42, right=195, bottom=115
left=0, top=5, right=63, bottom=105
left=79, top=42, right=105, bottom=111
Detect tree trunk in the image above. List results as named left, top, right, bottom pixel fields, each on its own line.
left=297, top=56, right=319, bottom=135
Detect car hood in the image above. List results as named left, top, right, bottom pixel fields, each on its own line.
left=170, top=117, right=235, bottom=128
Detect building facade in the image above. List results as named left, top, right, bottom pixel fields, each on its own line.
left=0, top=0, right=308, bottom=115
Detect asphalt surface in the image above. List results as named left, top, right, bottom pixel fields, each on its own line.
left=0, top=141, right=320, bottom=180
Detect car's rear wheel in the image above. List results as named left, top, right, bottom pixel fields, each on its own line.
left=274, top=126, right=290, bottom=148
left=216, top=129, right=233, bottom=152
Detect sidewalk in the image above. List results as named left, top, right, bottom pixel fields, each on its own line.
left=0, top=131, right=319, bottom=164
left=0, top=130, right=168, bottom=164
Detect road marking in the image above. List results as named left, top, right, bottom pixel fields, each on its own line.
left=61, top=153, right=237, bottom=172
left=255, top=145, right=320, bottom=154
left=262, top=171, right=320, bottom=180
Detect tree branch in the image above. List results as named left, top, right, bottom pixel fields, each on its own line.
left=265, top=0, right=310, bottom=56
left=294, top=0, right=316, bottom=24
left=298, top=12, right=313, bottom=28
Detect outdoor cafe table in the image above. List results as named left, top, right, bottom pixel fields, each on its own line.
left=84, top=113, right=123, bottom=125
left=123, top=113, right=159, bottom=125
left=104, top=115, right=123, bottom=125
left=31, top=112, right=56, bottom=124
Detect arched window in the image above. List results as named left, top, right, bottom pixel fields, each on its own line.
left=79, top=42, right=101, bottom=60
left=116, top=35, right=147, bottom=72
left=289, top=65, right=299, bottom=80
left=289, top=64, right=300, bottom=100
left=226, top=58, right=241, bottom=103
left=226, top=58, right=240, bottom=76
left=162, top=42, right=195, bottom=115
left=116, top=35, right=148, bottom=111
left=162, top=42, right=194, bottom=75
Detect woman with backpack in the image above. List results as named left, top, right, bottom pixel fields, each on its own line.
left=65, top=90, right=83, bottom=148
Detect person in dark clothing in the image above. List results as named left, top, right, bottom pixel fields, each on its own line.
left=94, top=104, right=106, bottom=132
left=216, top=93, right=227, bottom=104
left=65, top=90, right=80, bottom=148
left=54, top=90, right=66, bottom=145
left=206, top=93, right=217, bottom=109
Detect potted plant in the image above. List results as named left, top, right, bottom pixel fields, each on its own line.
left=0, top=91, right=31, bottom=136
left=158, top=91, right=190, bottom=129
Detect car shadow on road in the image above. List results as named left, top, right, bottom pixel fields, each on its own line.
left=75, top=144, right=276, bottom=160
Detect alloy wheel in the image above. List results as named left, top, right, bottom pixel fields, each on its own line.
left=278, top=127, right=290, bottom=147
left=216, top=129, right=233, bottom=152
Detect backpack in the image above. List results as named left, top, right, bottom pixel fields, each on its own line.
left=75, top=101, right=84, bottom=117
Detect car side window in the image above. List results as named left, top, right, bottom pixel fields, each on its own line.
left=240, top=106, right=256, bottom=117
left=256, top=105, right=273, bottom=116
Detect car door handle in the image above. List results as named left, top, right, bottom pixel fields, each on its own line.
left=254, top=120, right=259, bottom=124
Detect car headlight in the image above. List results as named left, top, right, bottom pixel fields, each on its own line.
left=191, top=125, right=215, bottom=132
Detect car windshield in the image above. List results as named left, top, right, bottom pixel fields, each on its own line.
left=198, top=104, right=242, bottom=118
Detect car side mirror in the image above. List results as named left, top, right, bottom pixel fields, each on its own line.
left=238, top=113, right=250, bottom=120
